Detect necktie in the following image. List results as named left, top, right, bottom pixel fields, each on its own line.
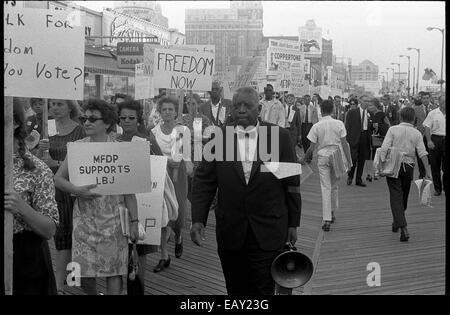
left=305, top=105, right=309, bottom=123
left=362, top=109, right=366, bottom=130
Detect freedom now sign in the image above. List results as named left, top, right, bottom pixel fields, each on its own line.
left=67, top=141, right=152, bottom=195
left=153, top=47, right=215, bottom=91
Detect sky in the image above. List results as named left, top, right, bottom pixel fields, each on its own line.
left=73, top=1, right=445, bottom=88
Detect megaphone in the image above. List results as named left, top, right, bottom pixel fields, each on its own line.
left=271, top=243, right=314, bottom=295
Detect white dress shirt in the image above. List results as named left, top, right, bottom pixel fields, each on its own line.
left=423, top=108, right=446, bottom=136
left=359, top=107, right=368, bottom=131
left=381, top=123, right=428, bottom=164
left=235, top=123, right=259, bottom=184
left=307, top=116, right=347, bottom=154
left=211, top=99, right=225, bottom=124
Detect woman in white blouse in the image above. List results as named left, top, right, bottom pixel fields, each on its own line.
left=152, top=96, right=188, bottom=272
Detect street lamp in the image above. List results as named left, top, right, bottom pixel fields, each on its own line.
left=427, top=27, right=445, bottom=92
left=391, top=62, right=401, bottom=93
left=407, top=47, right=421, bottom=95
left=387, top=67, right=395, bottom=93
left=399, top=54, right=411, bottom=97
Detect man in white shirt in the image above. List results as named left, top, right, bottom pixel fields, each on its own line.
left=199, top=81, right=232, bottom=127
left=423, top=94, right=446, bottom=196
left=301, top=99, right=352, bottom=232
left=259, top=84, right=285, bottom=128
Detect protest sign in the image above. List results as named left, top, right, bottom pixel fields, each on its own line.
left=135, top=63, right=153, bottom=100
left=135, top=155, right=167, bottom=245
left=153, top=47, right=215, bottom=91
left=4, top=7, right=85, bottom=100
left=67, top=141, right=152, bottom=195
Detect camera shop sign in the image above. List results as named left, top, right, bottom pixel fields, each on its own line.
left=117, top=42, right=145, bottom=69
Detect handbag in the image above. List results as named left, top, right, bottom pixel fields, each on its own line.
left=127, top=242, right=144, bottom=295
left=371, top=134, right=384, bottom=148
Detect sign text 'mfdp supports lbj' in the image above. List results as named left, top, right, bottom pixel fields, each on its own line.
left=4, top=7, right=85, bottom=100
left=153, top=47, right=215, bottom=91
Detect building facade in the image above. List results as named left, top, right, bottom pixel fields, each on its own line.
left=185, top=1, right=264, bottom=72
left=350, top=60, right=379, bottom=83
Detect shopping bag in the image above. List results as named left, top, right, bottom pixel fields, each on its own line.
left=414, top=179, right=433, bottom=208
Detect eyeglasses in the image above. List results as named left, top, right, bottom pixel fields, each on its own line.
left=119, top=116, right=137, bottom=121
left=80, top=116, right=103, bottom=123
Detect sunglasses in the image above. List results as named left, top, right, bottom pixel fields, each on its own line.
left=119, top=116, right=137, bottom=121
left=80, top=116, right=103, bottom=123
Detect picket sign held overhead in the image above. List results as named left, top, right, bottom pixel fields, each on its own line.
left=153, top=46, right=215, bottom=91
left=67, top=141, right=152, bottom=195
left=4, top=7, right=85, bottom=100
left=135, top=63, right=153, bottom=100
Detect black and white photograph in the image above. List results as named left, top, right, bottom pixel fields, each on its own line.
left=3, top=0, right=446, bottom=299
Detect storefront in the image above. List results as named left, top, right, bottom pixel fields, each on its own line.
left=84, top=45, right=135, bottom=101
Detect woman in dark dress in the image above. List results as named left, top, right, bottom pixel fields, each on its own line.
left=5, top=98, right=59, bottom=295
left=37, top=99, right=85, bottom=295
left=116, top=99, right=164, bottom=294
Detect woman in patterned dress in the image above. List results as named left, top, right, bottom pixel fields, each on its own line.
left=5, top=98, right=59, bottom=295
left=54, top=99, right=139, bottom=295
left=37, top=99, right=85, bottom=294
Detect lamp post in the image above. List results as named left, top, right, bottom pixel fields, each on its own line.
left=391, top=62, right=401, bottom=94
left=387, top=67, right=395, bottom=93
left=427, top=27, right=445, bottom=92
left=407, top=47, right=420, bottom=94
left=399, top=54, right=411, bottom=97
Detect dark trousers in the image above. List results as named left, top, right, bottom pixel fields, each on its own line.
left=416, top=136, right=428, bottom=178
left=301, top=123, right=313, bottom=153
left=348, top=131, right=368, bottom=183
left=386, top=164, right=414, bottom=228
left=217, top=227, right=283, bottom=295
left=429, top=135, right=446, bottom=193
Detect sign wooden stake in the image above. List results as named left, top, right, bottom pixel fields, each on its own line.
left=4, top=96, right=14, bottom=295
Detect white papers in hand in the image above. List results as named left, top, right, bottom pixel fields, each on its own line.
left=261, top=162, right=302, bottom=179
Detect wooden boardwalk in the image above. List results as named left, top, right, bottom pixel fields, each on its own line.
left=51, top=160, right=445, bottom=295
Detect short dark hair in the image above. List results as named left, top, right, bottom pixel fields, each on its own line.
left=320, top=99, right=334, bottom=114
left=349, top=98, right=358, bottom=105
left=334, top=95, right=341, bottom=100
left=266, top=84, right=274, bottom=90
left=233, top=87, right=259, bottom=106
left=421, top=92, right=431, bottom=97
left=382, top=94, right=390, bottom=99
left=371, top=97, right=381, bottom=109
left=82, top=99, right=118, bottom=133
left=400, top=107, right=415, bottom=123
left=117, top=100, right=144, bottom=124
left=303, top=94, right=311, bottom=98
left=157, top=96, right=179, bottom=115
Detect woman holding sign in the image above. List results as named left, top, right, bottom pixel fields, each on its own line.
left=5, top=99, right=59, bottom=295
left=116, top=99, right=164, bottom=294
left=37, top=99, right=85, bottom=295
left=152, top=96, right=189, bottom=271
left=54, top=99, right=139, bottom=295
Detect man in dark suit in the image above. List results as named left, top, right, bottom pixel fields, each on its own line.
left=199, top=81, right=232, bottom=127
left=345, top=95, right=372, bottom=187
left=381, top=94, right=399, bottom=126
left=190, top=87, right=301, bottom=295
